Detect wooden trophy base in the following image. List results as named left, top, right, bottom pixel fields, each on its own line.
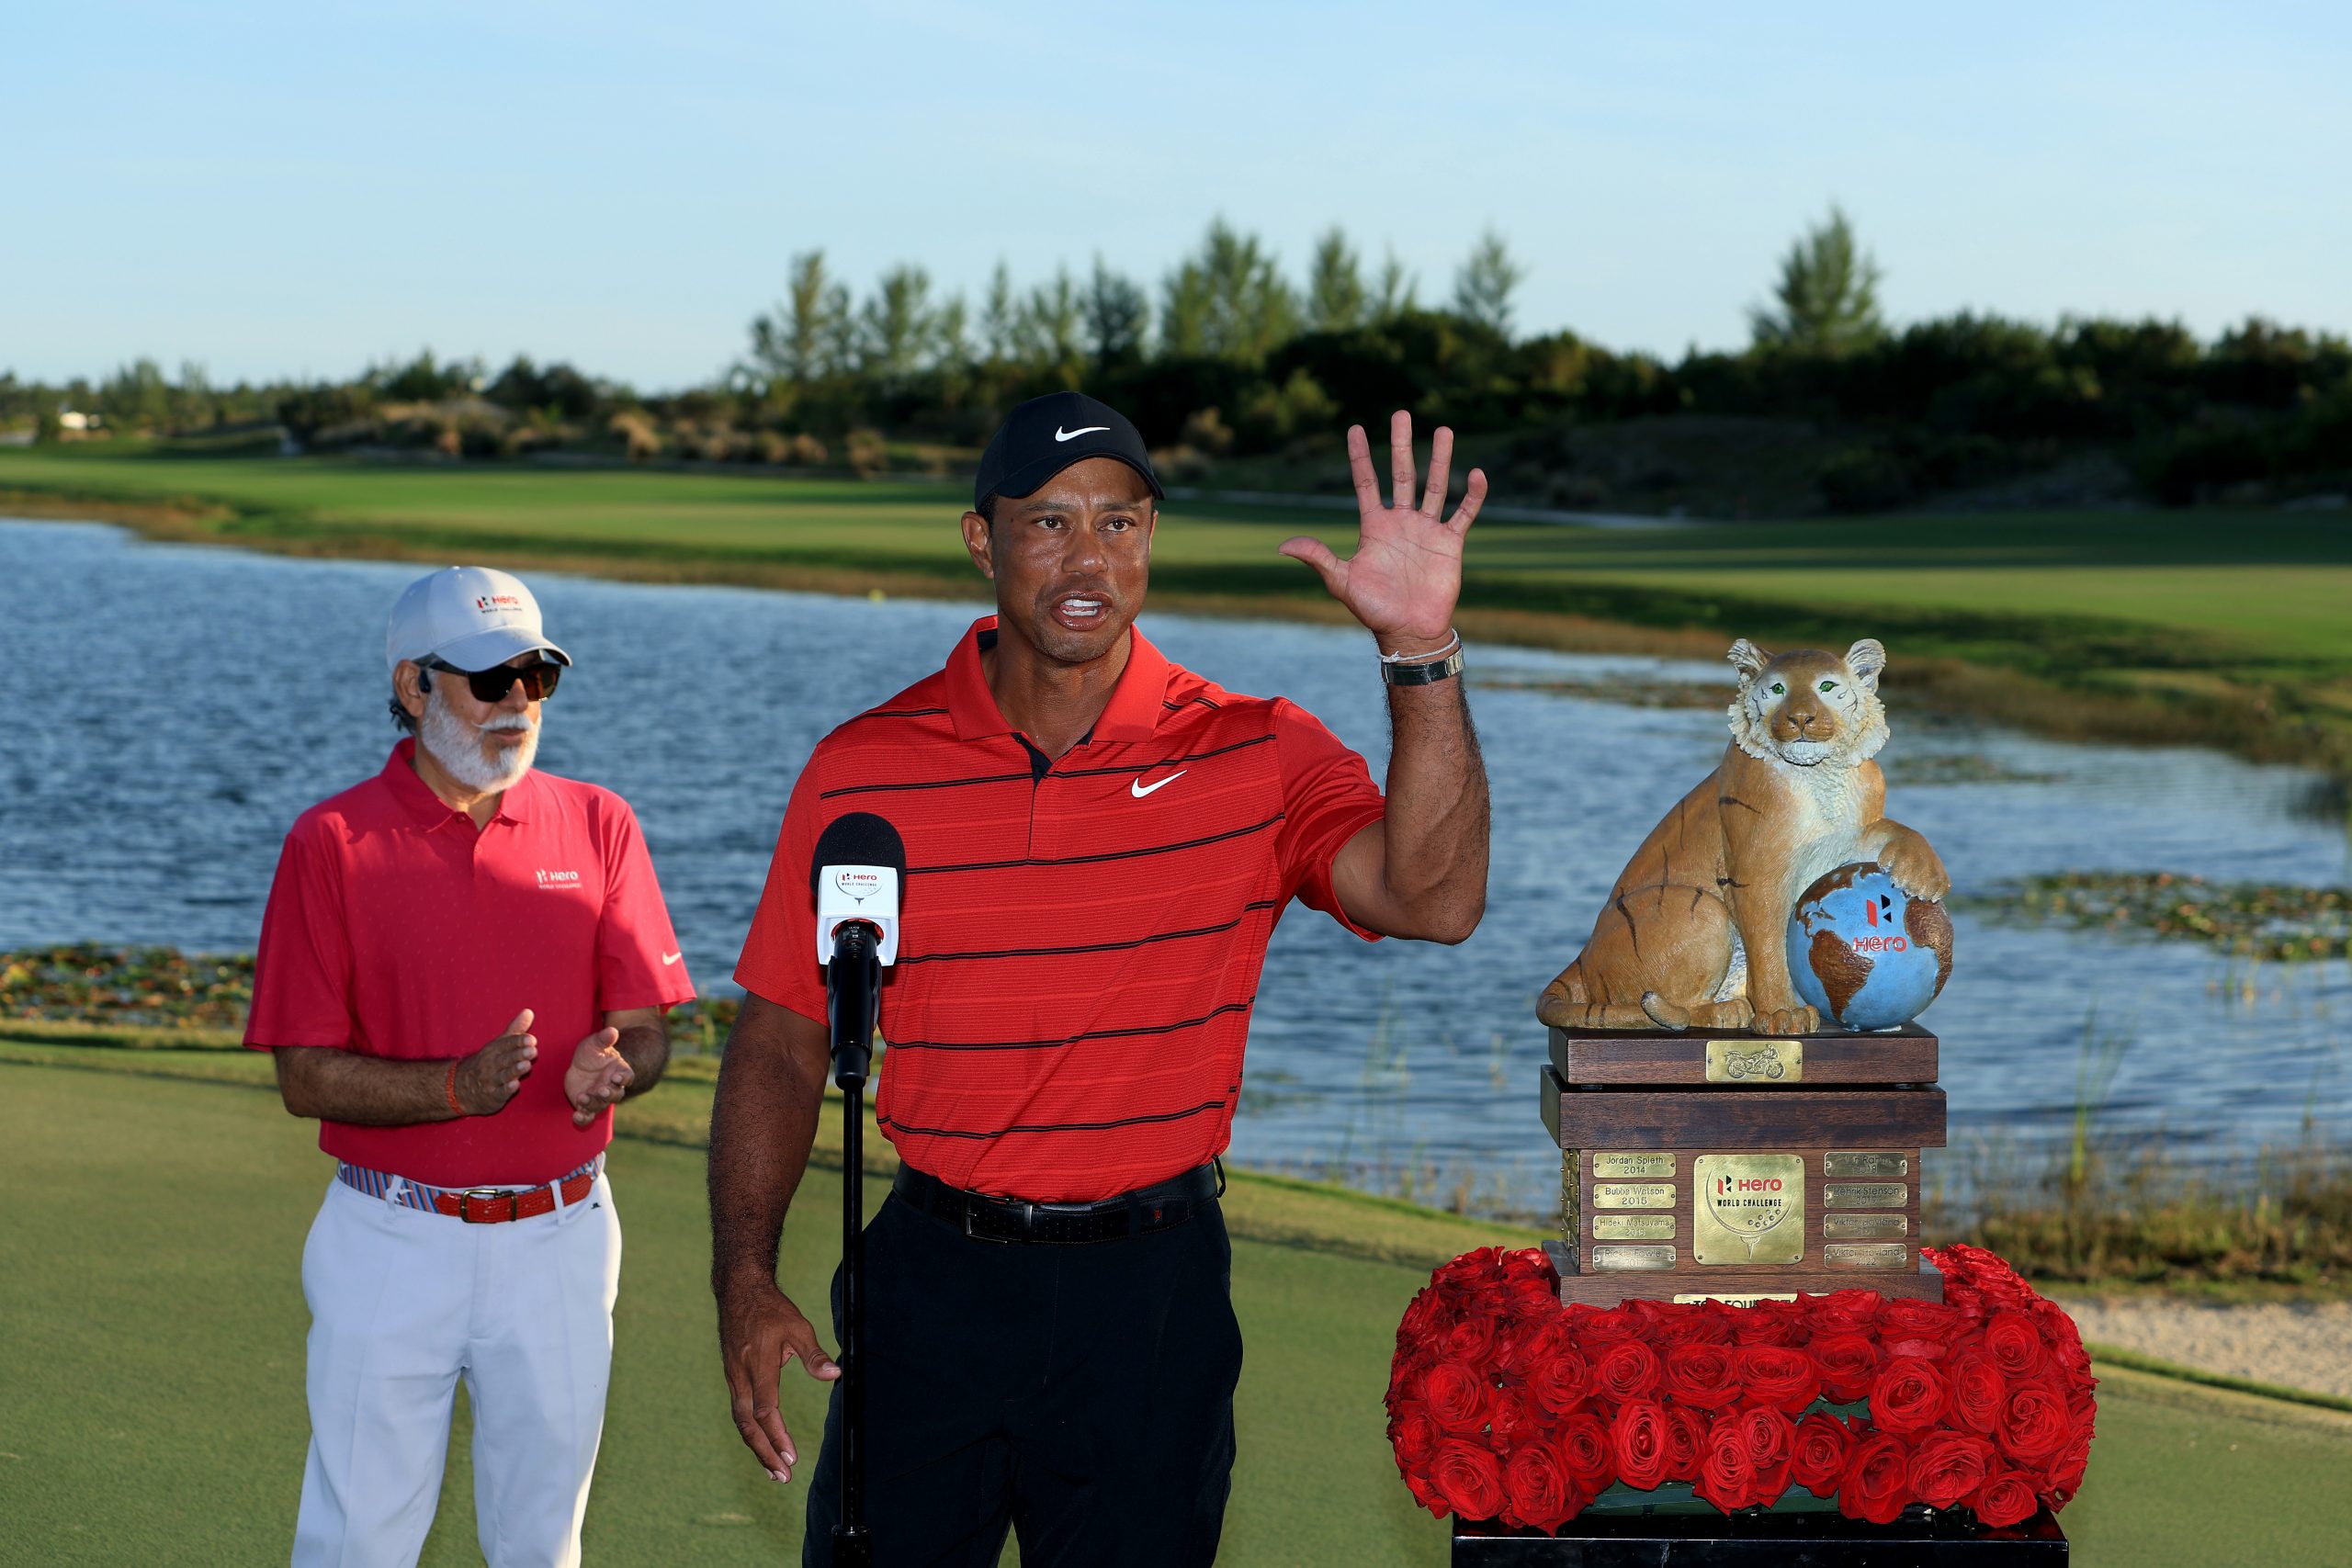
left=1542, top=1026, right=1946, bottom=1307
left=1453, top=1508, right=2068, bottom=1564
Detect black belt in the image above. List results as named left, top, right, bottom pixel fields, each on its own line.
left=892, top=1160, right=1225, bottom=1246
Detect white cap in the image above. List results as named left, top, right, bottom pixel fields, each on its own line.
left=385, top=566, right=571, bottom=675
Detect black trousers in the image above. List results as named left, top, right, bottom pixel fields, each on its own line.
left=801, top=1190, right=1244, bottom=1567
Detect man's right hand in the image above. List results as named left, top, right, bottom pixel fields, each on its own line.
left=452, top=1009, right=537, bottom=1116
left=718, top=1278, right=841, bottom=1483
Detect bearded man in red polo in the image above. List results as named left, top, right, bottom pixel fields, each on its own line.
left=246, top=566, right=696, bottom=1568
left=710, top=394, right=1491, bottom=1566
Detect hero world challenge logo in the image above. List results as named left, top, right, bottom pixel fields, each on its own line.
left=834, top=869, right=884, bottom=906
left=1716, top=1175, right=1786, bottom=1196
left=1851, top=892, right=1909, bottom=954
left=476, top=593, right=524, bottom=614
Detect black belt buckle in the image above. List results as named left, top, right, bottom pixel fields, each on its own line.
left=962, top=1196, right=1029, bottom=1244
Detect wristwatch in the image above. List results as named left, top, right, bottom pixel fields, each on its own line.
left=1382, top=648, right=1465, bottom=686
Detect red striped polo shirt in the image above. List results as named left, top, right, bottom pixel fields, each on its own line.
left=735, top=616, right=1387, bottom=1201
left=244, top=739, right=697, bottom=1187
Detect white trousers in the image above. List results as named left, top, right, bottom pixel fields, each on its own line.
left=291, top=1169, right=622, bottom=1568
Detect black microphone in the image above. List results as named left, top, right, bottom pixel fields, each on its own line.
left=810, top=812, right=905, bottom=1090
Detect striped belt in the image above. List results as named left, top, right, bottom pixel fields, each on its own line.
left=337, top=1156, right=602, bottom=1224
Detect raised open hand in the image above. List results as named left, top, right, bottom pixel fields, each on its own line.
left=1278, top=411, right=1487, bottom=652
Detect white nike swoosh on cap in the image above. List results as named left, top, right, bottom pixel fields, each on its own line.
left=661, top=951, right=684, bottom=965
left=1055, top=425, right=1110, bottom=442
left=1130, top=771, right=1186, bottom=798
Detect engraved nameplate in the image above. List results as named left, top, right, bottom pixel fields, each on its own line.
left=1824, top=1213, right=1908, bottom=1238
left=1824, top=1182, right=1908, bottom=1209
left=1592, top=1151, right=1675, bottom=1179
left=1691, top=1153, right=1804, bottom=1267
left=1825, top=1243, right=1910, bottom=1269
left=1674, top=1292, right=1800, bottom=1306
left=1593, top=1213, right=1676, bottom=1240
left=1593, top=1182, right=1676, bottom=1210
left=1825, top=1151, right=1910, bottom=1178
left=1592, top=1244, right=1676, bottom=1271
left=1705, top=1038, right=1803, bottom=1084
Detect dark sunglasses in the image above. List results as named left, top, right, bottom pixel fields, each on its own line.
left=420, top=657, right=563, bottom=704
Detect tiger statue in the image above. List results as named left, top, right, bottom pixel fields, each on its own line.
left=1537, top=637, right=1949, bottom=1035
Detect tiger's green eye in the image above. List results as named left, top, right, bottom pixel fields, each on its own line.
left=1770, top=682, right=1785, bottom=694
left=1820, top=680, right=1838, bottom=692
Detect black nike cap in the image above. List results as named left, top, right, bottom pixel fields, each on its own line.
left=971, top=390, right=1164, bottom=515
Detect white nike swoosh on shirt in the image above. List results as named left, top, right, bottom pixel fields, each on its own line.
left=1055, top=425, right=1110, bottom=442
left=661, top=951, right=684, bottom=965
left=1130, top=771, right=1186, bottom=798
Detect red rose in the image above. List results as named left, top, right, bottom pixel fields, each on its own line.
left=1884, top=1337, right=1949, bottom=1362
left=1663, top=1404, right=1709, bottom=1483
left=1528, top=1345, right=1593, bottom=1416
left=1879, top=1297, right=1958, bottom=1340
left=1399, top=1286, right=1450, bottom=1345
left=1790, top=1412, right=1851, bottom=1498
left=1446, top=1311, right=1504, bottom=1366
left=1996, top=1380, right=2075, bottom=1468
left=1556, top=1411, right=1615, bottom=1489
left=1594, top=1337, right=1663, bottom=1404
left=1809, top=1332, right=1883, bottom=1404
left=1736, top=1405, right=1796, bottom=1506
left=1983, top=1311, right=2045, bottom=1380
left=1806, top=1289, right=1884, bottom=1334
left=1734, top=1344, right=1823, bottom=1414
left=2046, top=1428, right=2093, bottom=1507
left=1907, top=1429, right=1996, bottom=1510
left=1973, top=1468, right=2041, bottom=1529
left=1578, top=1304, right=1644, bottom=1344
left=1662, top=1342, right=1743, bottom=1410
left=1487, top=1390, right=1543, bottom=1453
left=2035, top=1302, right=2093, bottom=1382
left=1609, top=1400, right=1670, bottom=1491
left=1503, top=1438, right=1575, bottom=1533
left=1505, top=1274, right=1561, bottom=1320
left=1694, top=1413, right=1760, bottom=1513
left=1869, top=1356, right=1950, bottom=1437
left=1421, top=1359, right=1494, bottom=1435
left=1506, top=1315, right=1571, bottom=1377
left=1947, top=1348, right=2007, bottom=1435
left=1430, top=1438, right=1507, bottom=1521
left=1391, top=1407, right=1442, bottom=1468
left=1730, top=1309, right=1805, bottom=1348
left=1838, top=1431, right=1913, bottom=1525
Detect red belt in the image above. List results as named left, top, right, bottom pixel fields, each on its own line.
left=431, top=1170, right=599, bottom=1224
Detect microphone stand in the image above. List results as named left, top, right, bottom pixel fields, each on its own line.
left=826, top=920, right=881, bottom=1568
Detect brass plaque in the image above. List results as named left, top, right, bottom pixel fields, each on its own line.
left=1692, top=1154, right=1804, bottom=1267
left=1592, top=1151, right=1674, bottom=1179
left=1674, top=1292, right=1799, bottom=1306
left=1594, top=1213, right=1675, bottom=1240
left=1825, top=1151, right=1909, bottom=1178
left=1593, top=1182, right=1676, bottom=1210
left=1825, top=1243, right=1910, bottom=1269
left=1705, top=1038, right=1802, bottom=1084
left=1592, top=1244, right=1676, bottom=1271
left=1825, top=1182, right=1908, bottom=1209
left=1824, top=1213, right=1908, bottom=1238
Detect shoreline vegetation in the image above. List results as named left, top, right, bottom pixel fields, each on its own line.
left=10, top=944, right=2346, bottom=1298
left=6, top=448, right=2351, bottom=778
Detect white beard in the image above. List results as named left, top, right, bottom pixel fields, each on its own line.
left=419, top=686, right=537, bottom=793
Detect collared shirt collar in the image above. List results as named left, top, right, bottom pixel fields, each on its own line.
left=379, top=737, right=536, bottom=829
left=942, top=615, right=1172, bottom=745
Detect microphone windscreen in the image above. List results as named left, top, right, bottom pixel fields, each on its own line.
left=809, top=811, right=908, bottom=900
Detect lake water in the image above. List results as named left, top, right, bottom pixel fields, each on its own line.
left=3, top=518, right=2346, bottom=1215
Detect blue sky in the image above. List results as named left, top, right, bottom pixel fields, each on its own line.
left=10, top=2, right=2347, bottom=389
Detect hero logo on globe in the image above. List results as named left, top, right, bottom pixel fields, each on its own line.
left=833, top=868, right=884, bottom=905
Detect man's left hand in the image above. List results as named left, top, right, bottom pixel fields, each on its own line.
left=564, top=1026, right=634, bottom=1126
left=1278, top=411, right=1487, bottom=654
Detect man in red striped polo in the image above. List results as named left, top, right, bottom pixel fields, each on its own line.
left=247, top=566, right=696, bottom=1567
left=710, top=392, right=1490, bottom=1566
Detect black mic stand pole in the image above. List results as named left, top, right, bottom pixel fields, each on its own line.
left=827, top=920, right=881, bottom=1568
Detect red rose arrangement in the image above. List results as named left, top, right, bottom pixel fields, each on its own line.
left=1386, top=1243, right=2094, bottom=1532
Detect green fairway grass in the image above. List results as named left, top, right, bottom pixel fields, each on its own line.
left=5, top=1062, right=2349, bottom=1566
left=5, top=446, right=2348, bottom=769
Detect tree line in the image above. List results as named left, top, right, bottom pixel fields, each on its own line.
left=6, top=211, right=2347, bottom=510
